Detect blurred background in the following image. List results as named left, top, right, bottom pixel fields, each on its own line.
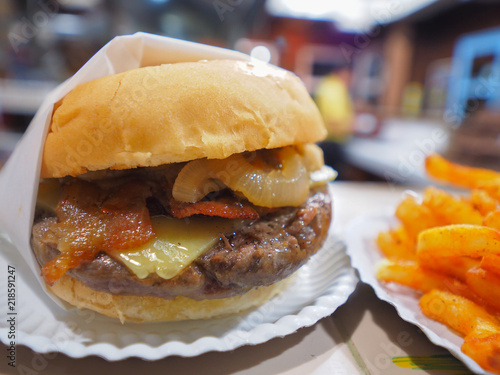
left=1, top=0, right=500, bottom=184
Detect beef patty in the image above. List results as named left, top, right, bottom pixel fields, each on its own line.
left=31, top=186, right=331, bottom=300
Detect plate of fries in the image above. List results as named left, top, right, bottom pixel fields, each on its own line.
left=345, top=154, right=500, bottom=375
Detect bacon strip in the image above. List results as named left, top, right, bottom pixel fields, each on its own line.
left=100, top=182, right=155, bottom=250
left=169, top=196, right=260, bottom=219
left=42, top=247, right=100, bottom=286
left=42, top=180, right=154, bottom=285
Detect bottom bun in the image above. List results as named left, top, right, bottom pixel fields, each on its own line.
left=49, top=274, right=295, bottom=323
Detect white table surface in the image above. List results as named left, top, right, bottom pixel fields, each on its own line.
left=0, top=182, right=474, bottom=375
left=344, top=118, right=450, bottom=186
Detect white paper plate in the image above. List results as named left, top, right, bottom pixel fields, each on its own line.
left=0, top=225, right=357, bottom=361
left=344, top=212, right=490, bottom=374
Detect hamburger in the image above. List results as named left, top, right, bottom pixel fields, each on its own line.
left=31, top=59, right=336, bottom=322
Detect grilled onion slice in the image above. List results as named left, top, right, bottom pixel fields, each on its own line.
left=173, top=147, right=310, bottom=207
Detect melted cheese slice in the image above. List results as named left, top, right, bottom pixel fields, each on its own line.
left=37, top=180, right=62, bottom=212
left=116, top=216, right=239, bottom=279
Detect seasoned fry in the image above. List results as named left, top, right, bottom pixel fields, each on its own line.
left=420, top=290, right=500, bottom=374
left=462, top=320, right=500, bottom=374
left=395, top=196, right=440, bottom=239
left=425, top=153, right=500, bottom=189
left=466, top=267, right=500, bottom=311
left=376, top=259, right=453, bottom=292
left=422, top=187, right=482, bottom=225
left=470, top=189, right=498, bottom=216
left=377, top=259, right=480, bottom=302
left=376, top=228, right=416, bottom=260
left=394, top=225, right=416, bottom=249
left=422, top=256, right=479, bottom=282
left=480, top=255, right=500, bottom=276
left=419, top=290, right=499, bottom=336
left=483, top=211, right=500, bottom=231
left=477, top=180, right=500, bottom=202
left=417, top=224, right=500, bottom=260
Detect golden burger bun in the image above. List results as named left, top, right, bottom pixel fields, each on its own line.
left=50, top=274, right=294, bottom=323
left=41, top=59, right=326, bottom=178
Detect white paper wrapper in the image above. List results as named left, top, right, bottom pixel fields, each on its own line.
left=0, top=32, right=250, bottom=305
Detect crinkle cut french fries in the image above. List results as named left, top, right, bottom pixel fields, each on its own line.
left=376, top=153, right=500, bottom=374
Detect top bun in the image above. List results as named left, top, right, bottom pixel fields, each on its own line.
left=41, top=59, right=326, bottom=178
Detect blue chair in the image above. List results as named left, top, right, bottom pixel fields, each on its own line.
left=446, top=27, right=500, bottom=124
